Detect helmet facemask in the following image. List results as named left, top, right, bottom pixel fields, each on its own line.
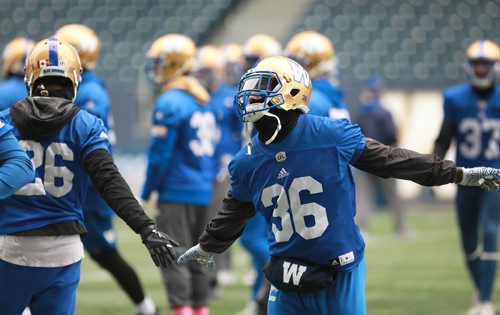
left=234, top=71, right=284, bottom=123
left=464, top=40, right=499, bottom=89
left=464, top=58, right=497, bottom=89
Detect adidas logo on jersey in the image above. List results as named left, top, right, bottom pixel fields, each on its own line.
left=277, top=168, right=289, bottom=179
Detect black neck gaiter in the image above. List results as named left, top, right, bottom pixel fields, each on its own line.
left=254, top=108, right=301, bottom=144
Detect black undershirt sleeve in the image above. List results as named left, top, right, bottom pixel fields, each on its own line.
left=83, top=149, right=154, bottom=234
left=352, top=137, right=462, bottom=186
left=199, top=194, right=256, bottom=253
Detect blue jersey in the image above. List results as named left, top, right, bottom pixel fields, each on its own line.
left=443, top=84, right=500, bottom=168
left=313, top=78, right=350, bottom=120
left=211, top=83, right=242, bottom=178
left=0, top=77, right=28, bottom=111
left=0, top=116, right=13, bottom=137
left=229, top=114, right=366, bottom=271
left=0, top=110, right=111, bottom=235
left=308, top=89, right=332, bottom=117
left=142, top=89, right=217, bottom=205
left=0, top=116, right=35, bottom=199
left=74, top=70, right=115, bottom=215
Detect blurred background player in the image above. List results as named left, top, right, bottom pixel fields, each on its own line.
left=142, top=34, right=217, bottom=315
left=192, top=44, right=243, bottom=289
left=55, top=24, right=158, bottom=315
left=433, top=39, right=500, bottom=315
left=214, top=43, right=244, bottom=287
left=235, top=33, right=282, bottom=315
left=0, top=37, right=177, bottom=315
left=353, top=75, right=410, bottom=237
left=284, top=30, right=349, bottom=120
left=0, top=37, right=35, bottom=111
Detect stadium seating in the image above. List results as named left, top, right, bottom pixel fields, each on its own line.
left=289, top=0, right=499, bottom=87
left=0, top=0, right=239, bottom=84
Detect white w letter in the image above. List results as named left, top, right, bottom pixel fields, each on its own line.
left=283, top=262, right=307, bottom=285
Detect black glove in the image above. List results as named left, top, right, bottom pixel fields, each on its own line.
left=140, top=225, right=179, bottom=268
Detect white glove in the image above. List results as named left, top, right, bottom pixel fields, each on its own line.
left=459, top=167, right=500, bottom=192
left=177, top=244, right=215, bottom=268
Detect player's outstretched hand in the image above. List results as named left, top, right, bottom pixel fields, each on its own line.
left=140, top=225, right=179, bottom=268
left=460, top=167, right=500, bottom=192
left=177, top=244, right=215, bottom=268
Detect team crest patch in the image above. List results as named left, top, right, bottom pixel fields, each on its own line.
left=275, top=151, right=286, bottom=162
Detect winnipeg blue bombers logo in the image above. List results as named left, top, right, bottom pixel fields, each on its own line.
left=288, top=61, right=310, bottom=88
left=283, top=261, right=307, bottom=285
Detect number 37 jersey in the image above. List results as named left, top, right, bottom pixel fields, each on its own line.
left=0, top=110, right=111, bottom=235
left=443, top=84, right=500, bottom=168
left=229, top=114, right=366, bottom=271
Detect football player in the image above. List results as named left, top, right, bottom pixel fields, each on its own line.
left=55, top=24, right=158, bottom=315
left=0, top=37, right=35, bottom=111
left=354, top=76, right=409, bottom=237
left=433, top=39, right=500, bottom=315
left=0, top=37, right=178, bottom=315
left=285, top=30, right=350, bottom=120
left=236, top=34, right=283, bottom=315
left=141, top=34, right=217, bottom=315
left=0, top=116, right=34, bottom=197
left=178, top=56, right=500, bottom=315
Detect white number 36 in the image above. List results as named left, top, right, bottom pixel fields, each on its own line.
left=261, top=176, right=328, bottom=242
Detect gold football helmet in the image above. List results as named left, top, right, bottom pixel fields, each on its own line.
left=194, top=45, right=223, bottom=74
left=145, top=34, right=196, bottom=84
left=55, top=24, right=101, bottom=70
left=192, top=45, right=223, bottom=91
left=285, top=30, right=336, bottom=79
left=220, top=43, right=242, bottom=85
left=464, top=39, right=499, bottom=88
left=241, top=34, right=282, bottom=72
left=2, top=37, right=35, bottom=77
left=24, top=37, right=82, bottom=98
left=235, top=56, right=312, bottom=123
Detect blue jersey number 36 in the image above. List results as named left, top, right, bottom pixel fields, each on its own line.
left=261, top=176, right=329, bottom=242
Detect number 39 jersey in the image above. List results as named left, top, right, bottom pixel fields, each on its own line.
left=0, top=110, right=111, bottom=235
left=229, top=114, right=366, bottom=271
left=443, top=84, right=500, bottom=168
left=145, top=89, right=217, bottom=205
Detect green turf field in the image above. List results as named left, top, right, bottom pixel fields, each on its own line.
left=76, top=204, right=499, bottom=315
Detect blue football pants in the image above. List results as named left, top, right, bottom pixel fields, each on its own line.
left=0, top=259, right=80, bottom=315
left=268, top=256, right=366, bottom=315
left=456, top=187, right=500, bottom=301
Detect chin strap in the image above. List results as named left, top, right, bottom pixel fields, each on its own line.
left=263, top=111, right=282, bottom=145
left=244, top=122, right=252, bottom=155
left=244, top=110, right=283, bottom=155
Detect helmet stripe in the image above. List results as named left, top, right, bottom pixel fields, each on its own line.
left=48, top=36, right=59, bottom=66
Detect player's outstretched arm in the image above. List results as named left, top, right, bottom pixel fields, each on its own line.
left=0, top=132, right=35, bottom=198
left=83, top=149, right=179, bottom=267
left=353, top=138, right=500, bottom=191
left=178, top=193, right=255, bottom=266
